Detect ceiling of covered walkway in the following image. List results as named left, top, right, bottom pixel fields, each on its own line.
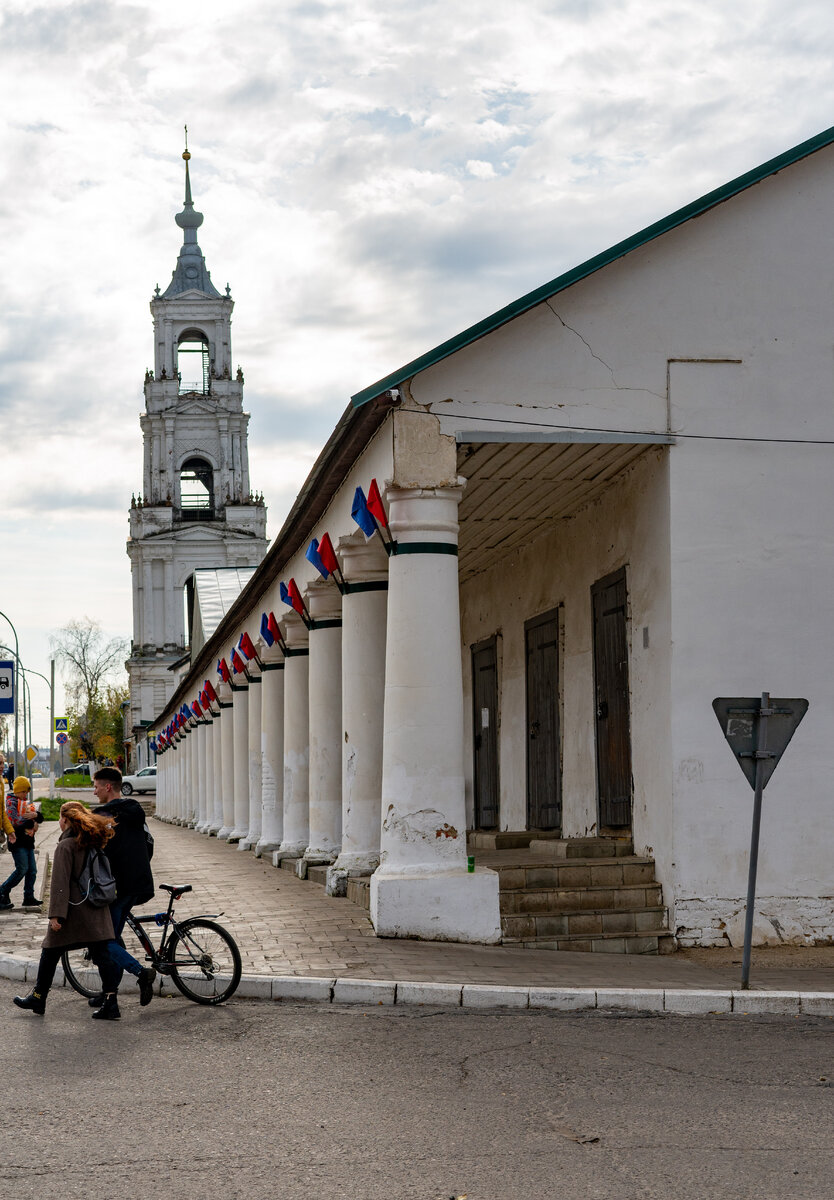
left=455, top=436, right=670, bottom=583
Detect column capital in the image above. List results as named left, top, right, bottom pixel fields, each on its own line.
left=384, top=481, right=466, bottom=545
left=281, top=611, right=309, bottom=651
left=306, top=578, right=342, bottom=622
left=337, top=530, right=388, bottom=581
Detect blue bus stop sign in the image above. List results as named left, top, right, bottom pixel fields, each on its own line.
left=0, top=660, right=13, bottom=715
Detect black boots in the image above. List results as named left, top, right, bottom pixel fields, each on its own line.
left=138, top=967, right=156, bottom=1007
left=14, top=990, right=46, bottom=1014
left=91, top=993, right=121, bottom=1021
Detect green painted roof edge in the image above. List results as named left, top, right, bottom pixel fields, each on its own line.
left=351, top=124, right=834, bottom=408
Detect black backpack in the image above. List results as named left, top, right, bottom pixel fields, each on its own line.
left=73, top=847, right=117, bottom=907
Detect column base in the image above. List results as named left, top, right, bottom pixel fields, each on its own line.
left=370, top=868, right=501, bottom=944
left=237, top=838, right=257, bottom=852
left=216, top=825, right=234, bottom=841
left=333, top=850, right=380, bottom=875
left=227, top=827, right=248, bottom=844
left=254, top=839, right=280, bottom=858
left=273, top=840, right=308, bottom=866
left=207, top=822, right=222, bottom=837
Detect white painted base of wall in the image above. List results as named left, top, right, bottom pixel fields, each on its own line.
left=370, top=867, right=502, bottom=943
left=675, top=896, right=834, bottom=947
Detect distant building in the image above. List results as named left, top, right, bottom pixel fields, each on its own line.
left=126, top=148, right=267, bottom=770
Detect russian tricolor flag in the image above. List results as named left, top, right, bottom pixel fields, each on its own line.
left=218, top=658, right=231, bottom=683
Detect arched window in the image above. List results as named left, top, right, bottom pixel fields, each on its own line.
left=179, top=457, right=214, bottom=518
left=177, top=330, right=210, bottom=394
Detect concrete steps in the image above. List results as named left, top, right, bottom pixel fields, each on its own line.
left=488, top=837, right=673, bottom=955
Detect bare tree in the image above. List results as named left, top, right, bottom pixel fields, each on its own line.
left=51, top=618, right=128, bottom=715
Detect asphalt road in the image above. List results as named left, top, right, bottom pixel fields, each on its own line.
left=2, top=979, right=832, bottom=1200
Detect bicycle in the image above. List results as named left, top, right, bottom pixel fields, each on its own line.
left=61, top=883, right=242, bottom=1005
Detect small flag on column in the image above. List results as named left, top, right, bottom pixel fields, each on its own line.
left=230, top=648, right=246, bottom=675
left=306, top=539, right=328, bottom=579
left=261, top=611, right=274, bottom=646
left=287, top=578, right=305, bottom=616
left=239, top=630, right=257, bottom=660
left=204, top=679, right=218, bottom=703
left=218, top=658, right=231, bottom=683
left=351, top=486, right=377, bottom=537
left=192, top=699, right=203, bottom=719
left=318, top=531, right=340, bottom=577
left=367, top=478, right=388, bottom=528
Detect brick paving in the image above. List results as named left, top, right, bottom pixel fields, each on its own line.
left=2, top=818, right=834, bottom=992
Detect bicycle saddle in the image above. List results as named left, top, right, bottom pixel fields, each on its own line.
left=160, top=884, right=193, bottom=897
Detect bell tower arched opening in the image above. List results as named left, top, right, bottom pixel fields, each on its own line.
left=179, top=456, right=214, bottom=519
left=177, top=329, right=210, bottom=394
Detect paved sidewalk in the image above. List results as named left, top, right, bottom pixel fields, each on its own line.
left=2, top=819, right=834, bottom=1010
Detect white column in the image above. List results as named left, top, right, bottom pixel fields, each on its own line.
left=177, top=735, right=187, bottom=823
left=192, top=721, right=205, bottom=830
left=157, top=751, right=166, bottom=817
left=327, top=535, right=388, bottom=895
left=187, top=722, right=199, bottom=826
left=301, top=582, right=342, bottom=873
left=229, top=682, right=250, bottom=842
left=274, top=614, right=309, bottom=862
left=198, top=717, right=214, bottom=833
left=142, top=561, right=154, bottom=647
left=217, top=690, right=235, bottom=840
left=239, top=666, right=263, bottom=851
left=370, top=484, right=501, bottom=943
left=208, top=707, right=224, bottom=835
left=256, top=655, right=284, bottom=857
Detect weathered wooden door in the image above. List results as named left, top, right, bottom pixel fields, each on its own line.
left=592, top=569, right=633, bottom=829
left=525, top=609, right=561, bottom=831
left=472, top=637, right=499, bottom=829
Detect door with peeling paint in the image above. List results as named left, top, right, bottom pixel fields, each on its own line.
left=525, top=609, right=561, bottom=831
left=472, top=637, right=499, bottom=829
left=592, top=568, right=633, bottom=830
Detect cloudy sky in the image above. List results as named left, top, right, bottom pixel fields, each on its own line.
left=2, top=0, right=834, bottom=744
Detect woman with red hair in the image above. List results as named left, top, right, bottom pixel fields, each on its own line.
left=13, top=802, right=122, bottom=1019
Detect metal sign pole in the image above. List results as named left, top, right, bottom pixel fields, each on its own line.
left=740, top=692, right=770, bottom=990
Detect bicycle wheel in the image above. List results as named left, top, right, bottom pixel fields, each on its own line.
left=167, top=918, right=241, bottom=1005
left=61, top=948, right=102, bottom=999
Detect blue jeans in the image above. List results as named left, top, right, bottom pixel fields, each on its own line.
left=104, top=894, right=144, bottom=989
left=1, top=845, right=36, bottom=902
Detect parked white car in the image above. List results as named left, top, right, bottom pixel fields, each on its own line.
left=120, top=766, right=157, bottom=795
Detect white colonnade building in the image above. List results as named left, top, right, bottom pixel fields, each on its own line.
left=154, top=127, right=834, bottom=949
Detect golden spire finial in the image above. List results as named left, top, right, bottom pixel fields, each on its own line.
left=183, top=124, right=190, bottom=162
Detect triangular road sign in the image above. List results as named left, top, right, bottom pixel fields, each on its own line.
left=713, top=696, right=808, bottom=790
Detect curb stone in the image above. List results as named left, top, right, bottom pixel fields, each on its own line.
left=0, top=955, right=832, bottom=1013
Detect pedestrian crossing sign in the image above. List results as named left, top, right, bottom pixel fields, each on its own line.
left=54, top=717, right=68, bottom=732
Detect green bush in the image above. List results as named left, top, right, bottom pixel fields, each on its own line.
left=38, top=796, right=80, bottom=821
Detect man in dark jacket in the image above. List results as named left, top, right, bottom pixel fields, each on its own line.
left=91, top=767, right=156, bottom=1007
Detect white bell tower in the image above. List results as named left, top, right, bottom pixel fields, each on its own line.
left=127, top=138, right=267, bottom=768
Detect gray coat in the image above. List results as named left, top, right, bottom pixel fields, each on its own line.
left=42, top=831, right=114, bottom=949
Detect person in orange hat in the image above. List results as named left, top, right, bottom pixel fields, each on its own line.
left=0, top=776, right=43, bottom=910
